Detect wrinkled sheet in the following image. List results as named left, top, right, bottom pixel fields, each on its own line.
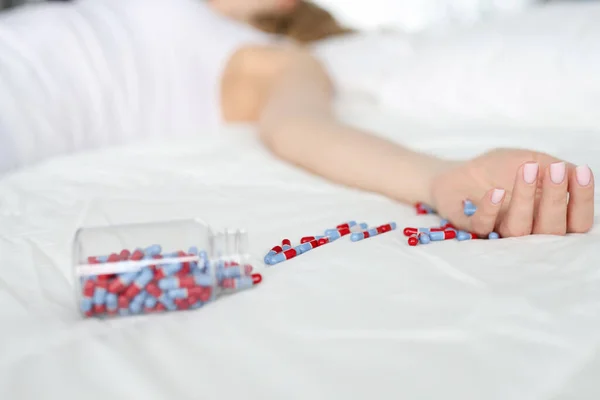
left=0, top=103, right=599, bottom=400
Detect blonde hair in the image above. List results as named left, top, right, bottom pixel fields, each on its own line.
left=250, top=1, right=354, bottom=44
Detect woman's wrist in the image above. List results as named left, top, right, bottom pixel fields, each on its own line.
left=384, top=151, right=457, bottom=207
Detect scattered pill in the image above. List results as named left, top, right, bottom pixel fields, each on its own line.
left=221, top=274, right=262, bottom=290
left=429, top=230, right=457, bottom=241
left=418, top=233, right=431, bottom=244
left=318, top=237, right=329, bottom=245
left=269, top=247, right=299, bottom=264
left=456, top=231, right=478, bottom=241
left=264, top=244, right=284, bottom=265
left=408, top=235, right=419, bottom=246
left=403, top=227, right=431, bottom=236
left=350, top=222, right=397, bottom=242
left=415, top=203, right=436, bottom=214
left=405, top=201, right=502, bottom=245
left=463, top=200, right=477, bottom=216
left=296, top=238, right=321, bottom=253
left=336, top=221, right=357, bottom=230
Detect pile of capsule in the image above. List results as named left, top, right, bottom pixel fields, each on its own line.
left=79, top=244, right=262, bottom=318
left=405, top=201, right=500, bottom=246
left=264, top=220, right=397, bottom=265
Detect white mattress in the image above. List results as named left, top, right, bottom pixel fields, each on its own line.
left=1, top=105, right=599, bottom=400
left=2, top=3, right=600, bottom=397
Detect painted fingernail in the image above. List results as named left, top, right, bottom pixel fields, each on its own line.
left=550, top=162, right=566, bottom=184
left=491, top=188, right=505, bottom=205
left=576, top=164, right=591, bottom=186
left=523, top=162, right=539, bottom=184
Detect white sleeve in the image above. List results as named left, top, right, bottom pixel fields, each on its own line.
left=0, top=0, right=277, bottom=173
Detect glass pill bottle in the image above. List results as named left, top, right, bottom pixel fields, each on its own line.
left=72, top=219, right=262, bottom=318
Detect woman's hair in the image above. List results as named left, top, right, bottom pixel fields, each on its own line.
left=250, top=1, right=354, bottom=43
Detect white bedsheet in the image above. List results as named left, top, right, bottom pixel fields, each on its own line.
left=0, top=103, right=599, bottom=399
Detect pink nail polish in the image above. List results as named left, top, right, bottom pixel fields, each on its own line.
left=550, top=162, right=566, bottom=184
left=523, top=163, right=538, bottom=184
left=491, top=188, right=505, bottom=205
left=576, top=164, right=591, bottom=186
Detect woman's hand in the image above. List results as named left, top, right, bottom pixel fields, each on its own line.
left=429, top=148, right=595, bottom=237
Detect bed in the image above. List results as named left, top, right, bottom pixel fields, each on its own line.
left=1, top=2, right=600, bottom=399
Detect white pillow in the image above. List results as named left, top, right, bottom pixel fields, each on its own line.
left=378, top=1, right=600, bottom=130
left=312, top=0, right=540, bottom=33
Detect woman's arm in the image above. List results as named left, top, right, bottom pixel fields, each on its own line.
left=224, top=45, right=450, bottom=205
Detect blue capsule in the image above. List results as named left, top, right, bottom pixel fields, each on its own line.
left=158, top=277, right=178, bottom=291
left=162, top=261, right=183, bottom=276
left=129, top=291, right=147, bottom=314
left=326, top=231, right=341, bottom=241
left=296, top=241, right=316, bottom=253
left=198, top=251, right=208, bottom=265
left=269, top=247, right=299, bottom=264
left=144, top=244, right=162, bottom=257
left=194, top=273, right=213, bottom=287
left=144, top=295, right=158, bottom=309
left=464, top=207, right=476, bottom=217
left=92, top=286, right=107, bottom=305
left=350, top=232, right=365, bottom=242
left=105, top=293, right=118, bottom=312
left=157, top=294, right=177, bottom=311
left=189, top=301, right=204, bottom=310
left=167, top=288, right=187, bottom=299
left=488, top=232, right=500, bottom=240
left=129, top=302, right=142, bottom=314
left=264, top=255, right=274, bottom=265
left=269, top=252, right=286, bottom=264
left=80, top=297, right=93, bottom=313
left=440, top=219, right=449, bottom=227
left=133, top=268, right=154, bottom=288
left=228, top=276, right=254, bottom=290
left=420, top=203, right=436, bottom=214
left=325, top=222, right=368, bottom=237
left=132, top=290, right=147, bottom=304
left=456, top=231, right=474, bottom=241
left=216, top=266, right=241, bottom=280
left=116, top=271, right=138, bottom=286
left=157, top=273, right=213, bottom=291
left=419, top=233, right=431, bottom=244
left=187, top=246, right=199, bottom=256
left=463, top=200, right=477, bottom=216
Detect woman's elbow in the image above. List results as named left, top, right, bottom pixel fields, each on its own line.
left=258, top=117, right=290, bottom=158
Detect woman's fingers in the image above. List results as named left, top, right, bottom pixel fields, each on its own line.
left=532, top=162, right=569, bottom=235
left=467, top=188, right=505, bottom=236
left=566, top=164, right=595, bottom=233
left=497, top=162, right=538, bottom=237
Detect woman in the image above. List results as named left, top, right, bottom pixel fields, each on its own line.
left=0, top=0, right=594, bottom=238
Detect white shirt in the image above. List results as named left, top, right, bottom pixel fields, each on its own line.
left=0, top=0, right=276, bottom=172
